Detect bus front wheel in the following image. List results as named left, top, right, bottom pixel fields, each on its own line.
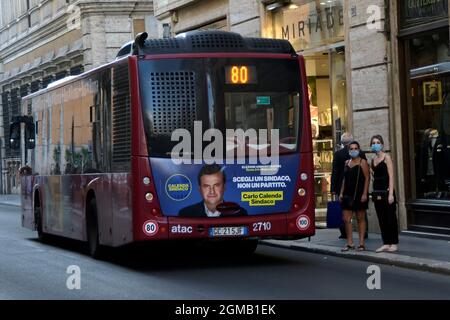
left=35, top=205, right=47, bottom=242
left=86, top=199, right=105, bottom=259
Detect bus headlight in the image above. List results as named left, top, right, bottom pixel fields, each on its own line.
left=300, top=173, right=308, bottom=181
left=143, top=177, right=151, bottom=185
left=298, top=188, right=306, bottom=197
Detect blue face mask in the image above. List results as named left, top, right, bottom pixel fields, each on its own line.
left=371, top=144, right=383, bottom=153
left=349, top=150, right=360, bottom=158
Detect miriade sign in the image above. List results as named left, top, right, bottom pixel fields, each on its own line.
left=273, top=1, right=344, bottom=51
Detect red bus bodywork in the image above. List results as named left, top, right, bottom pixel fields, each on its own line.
left=20, top=52, right=314, bottom=248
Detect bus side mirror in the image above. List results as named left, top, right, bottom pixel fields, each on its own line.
left=9, top=122, right=21, bottom=150
left=25, top=121, right=36, bottom=149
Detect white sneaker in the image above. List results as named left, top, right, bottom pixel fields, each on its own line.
left=375, top=245, right=390, bottom=253
left=387, top=244, right=398, bottom=252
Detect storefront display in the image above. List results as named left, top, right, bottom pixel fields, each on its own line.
left=409, top=32, right=450, bottom=201
left=264, top=0, right=348, bottom=223
left=270, top=0, right=344, bottom=52
left=399, top=0, right=450, bottom=234
left=306, top=53, right=347, bottom=218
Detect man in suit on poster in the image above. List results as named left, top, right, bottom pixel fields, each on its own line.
left=179, top=164, right=247, bottom=217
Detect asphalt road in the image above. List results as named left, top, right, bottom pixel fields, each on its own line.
left=1, top=204, right=450, bottom=300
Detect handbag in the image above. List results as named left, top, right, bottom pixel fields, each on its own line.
left=371, top=157, right=390, bottom=202
left=372, top=190, right=389, bottom=201
left=326, top=200, right=343, bottom=228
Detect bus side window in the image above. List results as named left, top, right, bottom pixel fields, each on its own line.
left=101, top=69, right=112, bottom=173
left=111, top=63, right=131, bottom=172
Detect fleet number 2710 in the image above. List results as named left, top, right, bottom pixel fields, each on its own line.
left=253, top=222, right=272, bottom=232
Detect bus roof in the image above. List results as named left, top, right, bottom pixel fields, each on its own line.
left=22, top=56, right=129, bottom=101
left=45, top=75, right=78, bottom=89
left=23, top=31, right=296, bottom=101
left=133, top=30, right=296, bottom=56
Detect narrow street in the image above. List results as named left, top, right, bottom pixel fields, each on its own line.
left=1, top=204, right=449, bottom=300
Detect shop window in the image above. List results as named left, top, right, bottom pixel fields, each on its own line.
left=307, top=54, right=333, bottom=213
left=268, top=0, right=344, bottom=52
left=409, top=29, right=450, bottom=201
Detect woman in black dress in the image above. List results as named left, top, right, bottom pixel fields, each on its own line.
left=370, top=135, right=399, bottom=253
left=339, top=141, right=370, bottom=251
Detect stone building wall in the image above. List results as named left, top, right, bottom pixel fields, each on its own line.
left=153, top=0, right=262, bottom=37
left=0, top=0, right=154, bottom=194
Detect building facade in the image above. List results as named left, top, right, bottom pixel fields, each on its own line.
left=390, top=0, right=450, bottom=236
left=266, top=0, right=450, bottom=236
left=0, top=0, right=154, bottom=194
left=153, top=0, right=262, bottom=36
left=2, top=0, right=449, bottom=236
left=153, top=0, right=450, bottom=236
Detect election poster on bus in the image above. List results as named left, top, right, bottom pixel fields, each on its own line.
left=150, top=154, right=300, bottom=217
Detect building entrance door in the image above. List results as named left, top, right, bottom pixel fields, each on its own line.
left=304, top=47, right=348, bottom=225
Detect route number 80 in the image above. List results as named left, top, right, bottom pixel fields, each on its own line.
left=143, top=221, right=158, bottom=236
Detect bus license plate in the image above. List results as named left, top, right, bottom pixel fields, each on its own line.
left=209, top=226, right=248, bottom=237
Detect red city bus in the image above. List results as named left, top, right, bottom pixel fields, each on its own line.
left=11, top=31, right=314, bottom=258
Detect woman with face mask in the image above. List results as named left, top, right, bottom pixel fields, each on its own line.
left=370, top=135, right=399, bottom=253
left=339, top=141, right=370, bottom=251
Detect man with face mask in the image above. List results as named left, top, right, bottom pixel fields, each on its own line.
left=331, top=132, right=367, bottom=239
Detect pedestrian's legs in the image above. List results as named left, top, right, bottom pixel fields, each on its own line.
left=386, top=203, right=399, bottom=244
left=374, top=200, right=389, bottom=244
left=342, top=210, right=354, bottom=246
left=339, top=225, right=347, bottom=238
left=365, top=212, right=369, bottom=238
left=356, top=210, right=366, bottom=247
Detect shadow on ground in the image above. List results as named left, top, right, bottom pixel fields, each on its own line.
left=28, top=235, right=300, bottom=271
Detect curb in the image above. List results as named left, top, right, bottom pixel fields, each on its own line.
left=261, top=240, right=450, bottom=276
left=0, top=202, right=21, bottom=208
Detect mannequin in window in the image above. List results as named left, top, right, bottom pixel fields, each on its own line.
left=419, top=128, right=449, bottom=196
left=433, top=129, right=450, bottom=193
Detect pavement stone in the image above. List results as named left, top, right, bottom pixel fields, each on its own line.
left=262, top=238, right=450, bottom=276
left=0, top=194, right=21, bottom=207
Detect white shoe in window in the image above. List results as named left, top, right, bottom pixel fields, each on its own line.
left=387, top=244, right=398, bottom=252
left=375, top=245, right=390, bottom=253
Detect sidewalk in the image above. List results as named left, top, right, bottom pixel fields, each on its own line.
left=0, top=194, right=22, bottom=207
left=263, top=228, right=450, bottom=276
left=1, top=194, right=449, bottom=275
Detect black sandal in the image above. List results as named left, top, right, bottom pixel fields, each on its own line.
left=341, top=244, right=355, bottom=252
left=357, top=245, right=366, bottom=251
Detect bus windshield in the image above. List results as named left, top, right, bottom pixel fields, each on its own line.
left=139, top=57, right=302, bottom=158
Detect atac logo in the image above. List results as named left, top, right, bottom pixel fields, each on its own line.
left=171, top=225, right=193, bottom=234
left=296, top=215, right=310, bottom=230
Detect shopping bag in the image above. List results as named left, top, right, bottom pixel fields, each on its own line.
left=326, top=200, right=343, bottom=228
